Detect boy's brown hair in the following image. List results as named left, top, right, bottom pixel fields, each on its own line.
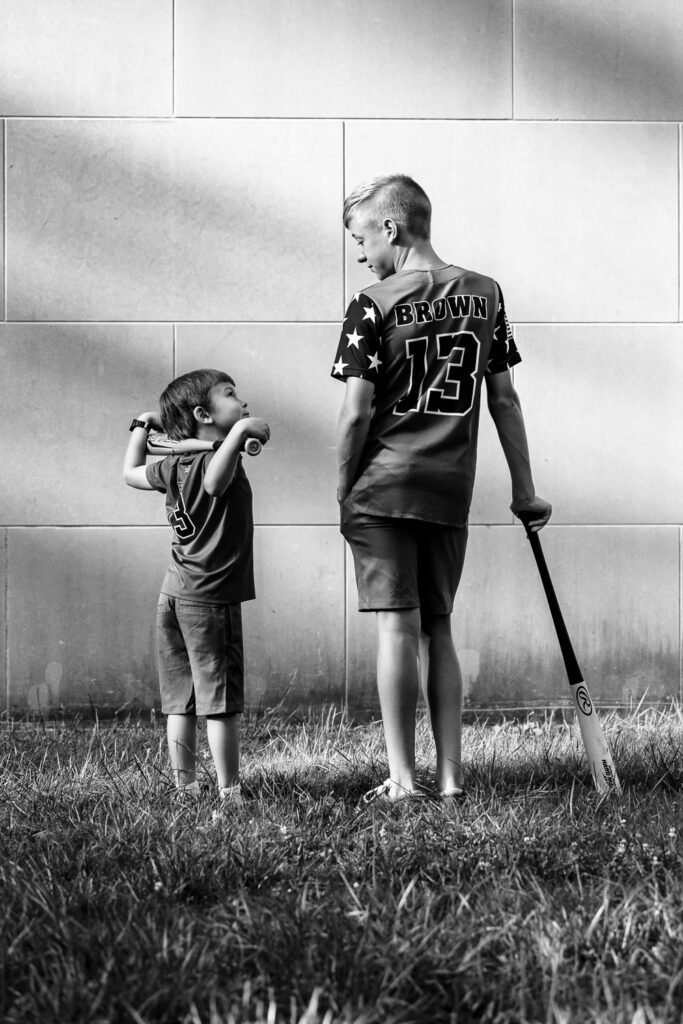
left=160, top=368, right=234, bottom=439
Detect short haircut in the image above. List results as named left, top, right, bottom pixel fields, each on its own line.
left=159, top=368, right=234, bottom=439
left=343, top=174, right=432, bottom=240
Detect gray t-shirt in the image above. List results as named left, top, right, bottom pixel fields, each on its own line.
left=146, top=451, right=255, bottom=604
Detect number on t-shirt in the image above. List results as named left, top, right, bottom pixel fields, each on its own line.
left=394, top=331, right=481, bottom=416
left=168, top=492, right=196, bottom=541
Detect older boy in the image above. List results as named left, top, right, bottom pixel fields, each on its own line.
left=123, top=369, right=269, bottom=804
left=331, top=174, right=551, bottom=804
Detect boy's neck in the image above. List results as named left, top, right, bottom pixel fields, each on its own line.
left=195, top=425, right=224, bottom=443
left=394, top=239, right=448, bottom=274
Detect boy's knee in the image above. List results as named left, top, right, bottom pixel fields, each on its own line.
left=376, top=608, right=421, bottom=639
left=420, top=612, right=452, bottom=638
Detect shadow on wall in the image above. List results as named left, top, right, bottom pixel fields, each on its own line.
left=6, top=119, right=341, bottom=322
left=4, top=0, right=682, bottom=714
left=0, top=321, right=340, bottom=529
left=515, top=1, right=683, bottom=117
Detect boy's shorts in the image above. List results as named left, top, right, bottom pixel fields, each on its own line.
left=340, top=507, right=468, bottom=614
left=156, top=596, right=244, bottom=716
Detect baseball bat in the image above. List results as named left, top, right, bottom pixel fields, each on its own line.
left=147, top=430, right=262, bottom=456
left=518, top=515, right=621, bottom=795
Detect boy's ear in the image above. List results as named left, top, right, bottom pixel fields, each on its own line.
left=383, top=218, right=399, bottom=244
left=193, top=405, right=213, bottom=425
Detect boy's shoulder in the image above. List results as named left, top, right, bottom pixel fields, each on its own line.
left=146, top=450, right=215, bottom=492
left=351, top=265, right=500, bottom=313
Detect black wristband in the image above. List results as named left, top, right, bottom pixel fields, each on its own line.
left=129, top=419, right=151, bottom=433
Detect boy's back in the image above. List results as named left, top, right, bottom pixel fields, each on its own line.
left=332, top=265, right=520, bottom=526
left=147, top=450, right=255, bottom=604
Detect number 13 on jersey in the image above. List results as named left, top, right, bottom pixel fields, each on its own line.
left=394, top=331, right=481, bottom=417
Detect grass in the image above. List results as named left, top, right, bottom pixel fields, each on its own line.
left=1, top=703, right=682, bottom=1024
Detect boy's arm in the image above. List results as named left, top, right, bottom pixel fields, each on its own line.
left=123, top=412, right=160, bottom=490
left=203, top=416, right=270, bottom=497
left=485, top=370, right=552, bottom=532
left=147, top=430, right=214, bottom=456
left=336, top=376, right=374, bottom=503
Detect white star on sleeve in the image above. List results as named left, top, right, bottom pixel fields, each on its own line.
left=345, top=328, right=363, bottom=349
left=362, top=304, right=377, bottom=323
left=333, top=357, right=348, bottom=376
left=352, top=292, right=362, bottom=303
left=367, top=352, right=382, bottom=372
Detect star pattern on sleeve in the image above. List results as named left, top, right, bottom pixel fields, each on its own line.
left=330, top=294, right=383, bottom=383
left=487, top=286, right=521, bottom=374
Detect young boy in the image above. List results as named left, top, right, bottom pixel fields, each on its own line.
left=123, top=368, right=270, bottom=804
left=331, top=174, right=552, bottom=804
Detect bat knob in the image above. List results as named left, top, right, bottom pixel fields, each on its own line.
left=244, top=438, right=262, bottom=456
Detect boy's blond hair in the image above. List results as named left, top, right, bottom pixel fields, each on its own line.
left=343, top=174, right=432, bottom=240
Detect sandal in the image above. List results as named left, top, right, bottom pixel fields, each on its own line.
left=362, top=779, right=429, bottom=805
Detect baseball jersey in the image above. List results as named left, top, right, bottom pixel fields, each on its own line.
left=146, top=452, right=255, bottom=604
left=331, top=265, right=521, bottom=526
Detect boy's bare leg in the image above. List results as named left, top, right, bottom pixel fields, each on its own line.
left=167, top=714, right=198, bottom=787
left=206, top=713, right=240, bottom=790
left=376, top=609, right=421, bottom=793
left=420, top=613, right=464, bottom=793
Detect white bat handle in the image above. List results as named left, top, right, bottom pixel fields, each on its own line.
left=244, top=438, right=262, bottom=456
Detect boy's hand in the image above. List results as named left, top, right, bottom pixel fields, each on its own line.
left=511, top=496, right=552, bottom=532
left=204, top=418, right=271, bottom=497
left=233, top=417, right=270, bottom=446
left=137, top=411, right=163, bottom=431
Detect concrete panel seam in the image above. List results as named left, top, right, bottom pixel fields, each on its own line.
left=343, top=542, right=349, bottom=712
left=2, top=118, right=5, bottom=322
left=3, top=116, right=683, bottom=126
left=3, top=530, right=7, bottom=715
left=253, top=524, right=340, bottom=529
left=0, top=320, right=343, bottom=327
left=514, top=321, right=683, bottom=328
left=172, top=0, right=176, bottom=118
left=511, top=0, right=516, bottom=120
left=342, top=120, right=346, bottom=314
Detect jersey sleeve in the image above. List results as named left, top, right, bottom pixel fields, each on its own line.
left=486, top=286, right=522, bottom=375
left=330, top=294, right=383, bottom=385
left=145, top=456, right=172, bottom=493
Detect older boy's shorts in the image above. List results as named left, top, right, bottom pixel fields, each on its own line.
left=340, top=507, right=468, bottom=614
left=156, top=596, right=244, bottom=716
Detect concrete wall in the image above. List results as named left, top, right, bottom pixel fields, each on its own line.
left=1, top=0, right=681, bottom=715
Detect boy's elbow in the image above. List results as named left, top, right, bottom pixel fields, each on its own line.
left=341, top=405, right=372, bottom=433
left=203, top=477, right=227, bottom=498
left=487, top=389, right=519, bottom=418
